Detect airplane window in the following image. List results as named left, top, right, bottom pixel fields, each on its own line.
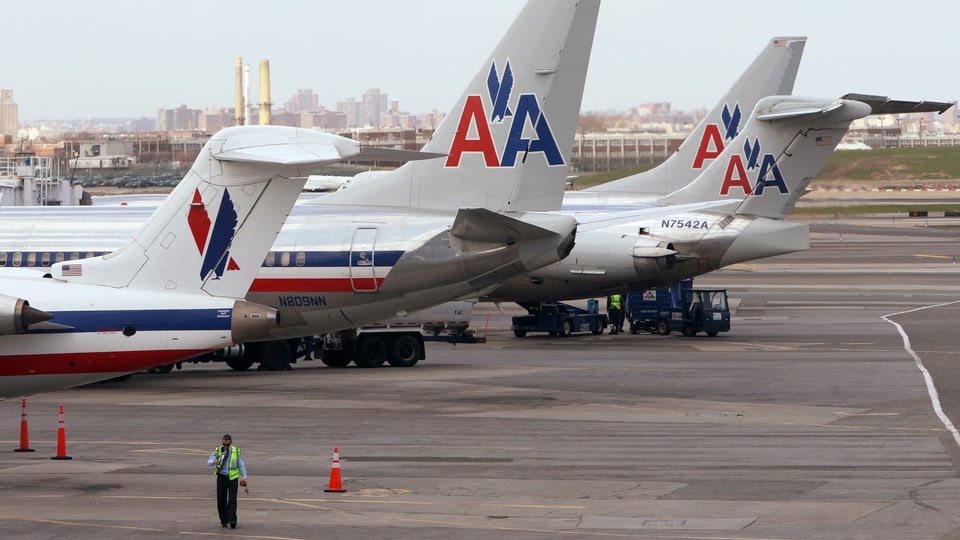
left=41, top=253, right=51, bottom=266
left=296, top=252, right=306, bottom=267
left=264, top=252, right=275, bottom=267
left=85, top=252, right=94, bottom=259
left=27, top=253, right=36, bottom=267
left=70, top=252, right=80, bottom=260
left=280, top=252, right=291, bottom=267
left=0, top=252, right=6, bottom=266
left=55, top=253, right=64, bottom=263
left=12, top=252, right=21, bottom=267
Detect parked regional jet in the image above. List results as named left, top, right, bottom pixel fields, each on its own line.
left=0, top=0, right=599, bottom=368
left=0, top=126, right=436, bottom=398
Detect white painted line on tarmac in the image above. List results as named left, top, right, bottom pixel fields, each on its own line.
left=882, top=301, right=960, bottom=448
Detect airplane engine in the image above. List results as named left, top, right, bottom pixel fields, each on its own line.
left=0, top=294, right=54, bottom=335
left=230, top=300, right=280, bottom=343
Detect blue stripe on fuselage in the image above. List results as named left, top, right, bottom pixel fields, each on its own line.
left=31, top=308, right=233, bottom=334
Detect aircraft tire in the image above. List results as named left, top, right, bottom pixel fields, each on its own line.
left=320, top=350, right=351, bottom=368
left=259, top=340, right=293, bottom=370
left=226, top=356, right=255, bottom=371
left=147, top=363, right=175, bottom=374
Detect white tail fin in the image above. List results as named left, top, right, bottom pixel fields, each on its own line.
left=588, top=36, right=806, bottom=194
left=48, top=127, right=382, bottom=297
left=662, top=96, right=872, bottom=219
left=323, top=0, right=600, bottom=212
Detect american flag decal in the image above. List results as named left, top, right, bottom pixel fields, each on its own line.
left=773, top=39, right=786, bottom=48
left=62, top=264, right=83, bottom=276
left=815, top=135, right=833, bottom=146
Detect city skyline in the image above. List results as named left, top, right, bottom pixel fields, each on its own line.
left=3, top=0, right=958, bottom=122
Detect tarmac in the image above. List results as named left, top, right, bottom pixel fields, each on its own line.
left=2, top=211, right=960, bottom=539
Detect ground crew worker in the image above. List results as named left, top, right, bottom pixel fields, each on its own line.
left=607, top=293, right=624, bottom=334
left=207, top=433, right=247, bottom=529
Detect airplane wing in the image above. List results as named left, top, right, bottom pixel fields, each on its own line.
left=840, top=93, right=955, bottom=115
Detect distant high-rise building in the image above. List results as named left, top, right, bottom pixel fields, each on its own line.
left=285, top=89, right=319, bottom=114
left=336, top=97, right=362, bottom=128
left=362, top=88, right=388, bottom=128
left=0, top=89, right=19, bottom=142
left=157, top=104, right=201, bottom=131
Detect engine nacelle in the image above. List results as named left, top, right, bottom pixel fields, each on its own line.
left=0, top=294, right=54, bottom=335
left=230, top=300, right=280, bottom=343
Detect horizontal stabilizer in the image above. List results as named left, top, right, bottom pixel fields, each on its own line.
left=755, top=99, right=845, bottom=121
left=451, top=208, right=565, bottom=243
left=210, top=128, right=441, bottom=167
left=212, top=130, right=359, bottom=165
left=354, top=146, right=446, bottom=163
left=841, top=93, right=955, bottom=115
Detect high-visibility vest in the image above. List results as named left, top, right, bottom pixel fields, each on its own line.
left=213, top=445, right=242, bottom=480
left=610, top=295, right=623, bottom=310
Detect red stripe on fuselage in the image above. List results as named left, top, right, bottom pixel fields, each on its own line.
left=249, top=277, right=384, bottom=293
left=0, top=349, right=209, bottom=376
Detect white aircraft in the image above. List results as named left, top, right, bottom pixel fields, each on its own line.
left=0, top=0, right=599, bottom=368
left=0, top=126, right=435, bottom=398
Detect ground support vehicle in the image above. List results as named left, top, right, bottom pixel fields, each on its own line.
left=511, top=301, right=608, bottom=337
left=626, top=282, right=730, bottom=337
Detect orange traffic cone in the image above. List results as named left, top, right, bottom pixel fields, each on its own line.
left=323, top=447, right=346, bottom=492
left=51, top=404, right=72, bottom=460
left=14, top=398, right=34, bottom=452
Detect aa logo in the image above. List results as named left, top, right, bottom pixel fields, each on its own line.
left=446, top=60, right=564, bottom=168
left=692, top=103, right=742, bottom=169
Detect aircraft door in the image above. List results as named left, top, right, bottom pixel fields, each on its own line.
left=349, top=227, right=379, bottom=292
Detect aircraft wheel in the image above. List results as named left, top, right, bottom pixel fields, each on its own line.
left=147, top=363, right=175, bottom=374
left=320, top=350, right=351, bottom=367
left=656, top=319, right=671, bottom=335
left=354, top=336, right=387, bottom=368
left=259, top=340, right=293, bottom=370
left=388, top=335, right=421, bottom=367
left=226, top=357, right=255, bottom=371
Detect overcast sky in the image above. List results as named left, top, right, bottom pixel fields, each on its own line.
left=5, top=0, right=958, bottom=120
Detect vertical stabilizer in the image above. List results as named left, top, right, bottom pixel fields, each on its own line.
left=49, top=127, right=368, bottom=297
left=662, top=96, right=872, bottom=219
left=324, top=0, right=600, bottom=212
left=589, top=36, right=806, bottom=194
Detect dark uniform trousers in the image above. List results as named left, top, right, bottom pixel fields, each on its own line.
left=216, top=473, right=239, bottom=526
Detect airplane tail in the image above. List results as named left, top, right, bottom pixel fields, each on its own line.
left=48, top=126, right=422, bottom=298
left=662, top=96, right=873, bottom=219
left=323, top=0, right=600, bottom=212
left=588, top=36, right=806, bottom=194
